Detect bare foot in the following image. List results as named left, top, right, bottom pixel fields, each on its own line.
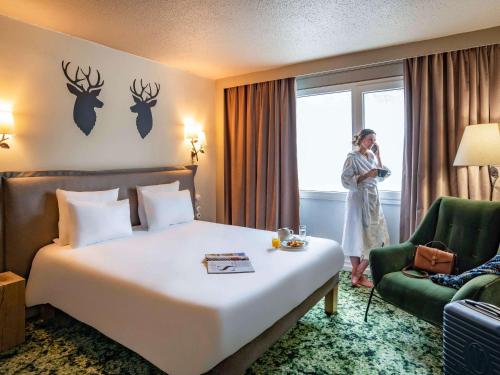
left=357, top=275, right=374, bottom=288
left=351, top=275, right=361, bottom=287
left=351, top=266, right=359, bottom=286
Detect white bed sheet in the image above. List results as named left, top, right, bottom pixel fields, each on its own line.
left=26, top=221, right=344, bottom=375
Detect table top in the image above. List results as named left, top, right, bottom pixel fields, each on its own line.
left=0, top=271, right=25, bottom=285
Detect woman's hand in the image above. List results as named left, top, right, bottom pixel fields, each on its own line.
left=372, top=143, right=382, bottom=167
left=357, top=169, right=378, bottom=183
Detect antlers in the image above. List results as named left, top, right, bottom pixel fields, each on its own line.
left=130, top=79, right=160, bottom=102
left=62, top=61, right=104, bottom=92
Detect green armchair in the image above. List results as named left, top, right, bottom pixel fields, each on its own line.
left=367, top=196, right=500, bottom=326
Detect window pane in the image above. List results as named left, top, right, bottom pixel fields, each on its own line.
left=297, top=91, right=352, bottom=191
left=363, top=89, right=404, bottom=191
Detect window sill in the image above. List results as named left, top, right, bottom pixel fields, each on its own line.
left=300, top=190, right=401, bottom=206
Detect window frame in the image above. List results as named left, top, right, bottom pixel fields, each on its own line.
left=297, top=76, right=403, bottom=201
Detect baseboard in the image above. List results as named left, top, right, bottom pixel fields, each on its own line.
left=342, top=258, right=353, bottom=272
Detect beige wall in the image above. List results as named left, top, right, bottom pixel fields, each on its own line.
left=214, top=26, right=500, bottom=222
left=0, top=16, right=216, bottom=221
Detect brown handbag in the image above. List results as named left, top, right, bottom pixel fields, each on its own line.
left=402, top=241, right=457, bottom=279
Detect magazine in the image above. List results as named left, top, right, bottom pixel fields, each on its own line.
left=205, top=252, right=255, bottom=274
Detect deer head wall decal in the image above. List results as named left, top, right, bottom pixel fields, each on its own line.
left=129, top=79, right=160, bottom=139
left=62, top=61, right=104, bottom=136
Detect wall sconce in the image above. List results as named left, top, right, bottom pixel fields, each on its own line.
left=0, top=109, right=14, bottom=149
left=184, top=122, right=206, bottom=164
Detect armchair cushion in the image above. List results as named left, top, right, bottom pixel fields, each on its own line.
left=377, top=272, right=456, bottom=325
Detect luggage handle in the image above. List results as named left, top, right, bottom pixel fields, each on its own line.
left=464, top=299, right=500, bottom=319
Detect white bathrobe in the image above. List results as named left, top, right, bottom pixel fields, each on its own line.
left=341, top=150, right=390, bottom=260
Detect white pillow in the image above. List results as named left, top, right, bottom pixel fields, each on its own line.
left=142, top=190, right=194, bottom=231
left=137, top=181, right=180, bottom=228
left=67, top=199, right=132, bottom=248
left=55, top=188, right=119, bottom=245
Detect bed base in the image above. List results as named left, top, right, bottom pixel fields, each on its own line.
left=205, top=272, right=339, bottom=374
left=26, top=272, right=339, bottom=374
left=40, top=304, right=55, bottom=321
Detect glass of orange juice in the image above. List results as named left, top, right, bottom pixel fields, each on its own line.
left=272, top=237, right=281, bottom=249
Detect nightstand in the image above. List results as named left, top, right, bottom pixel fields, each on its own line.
left=0, top=272, right=25, bottom=352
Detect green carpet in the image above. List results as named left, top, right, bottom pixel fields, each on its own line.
left=0, top=272, right=443, bottom=374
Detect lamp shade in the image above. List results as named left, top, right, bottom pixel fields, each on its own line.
left=184, top=129, right=198, bottom=141
left=0, top=110, right=14, bottom=134
left=184, top=121, right=201, bottom=142
left=198, top=130, right=206, bottom=146
left=453, top=123, right=500, bottom=166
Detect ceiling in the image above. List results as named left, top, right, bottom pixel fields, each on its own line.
left=1, top=0, right=499, bottom=80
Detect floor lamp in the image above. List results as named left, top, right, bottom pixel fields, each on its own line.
left=453, top=123, right=500, bottom=201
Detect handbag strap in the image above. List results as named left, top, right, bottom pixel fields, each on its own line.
left=424, top=240, right=452, bottom=253
left=401, top=264, right=429, bottom=279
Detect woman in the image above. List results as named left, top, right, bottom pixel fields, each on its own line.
left=341, top=129, right=390, bottom=288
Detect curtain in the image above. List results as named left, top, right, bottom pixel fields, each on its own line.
left=224, top=78, right=299, bottom=231
left=401, top=44, right=500, bottom=240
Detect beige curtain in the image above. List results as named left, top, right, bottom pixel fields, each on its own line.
left=224, top=78, right=299, bottom=231
left=401, top=44, right=500, bottom=240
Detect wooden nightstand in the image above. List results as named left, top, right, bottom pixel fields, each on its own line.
left=0, top=272, right=25, bottom=352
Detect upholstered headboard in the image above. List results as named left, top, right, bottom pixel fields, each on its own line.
left=0, top=165, right=197, bottom=278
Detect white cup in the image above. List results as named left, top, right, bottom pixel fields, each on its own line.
left=278, top=227, right=294, bottom=241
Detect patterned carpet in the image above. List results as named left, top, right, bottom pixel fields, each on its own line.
left=0, top=272, right=443, bottom=374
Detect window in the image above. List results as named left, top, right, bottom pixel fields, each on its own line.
left=362, top=86, right=404, bottom=191
left=296, top=91, right=352, bottom=192
left=297, top=77, right=404, bottom=192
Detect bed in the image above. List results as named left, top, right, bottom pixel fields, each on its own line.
left=0, top=166, right=344, bottom=375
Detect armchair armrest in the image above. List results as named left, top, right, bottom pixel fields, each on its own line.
left=451, top=275, right=500, bottom=306
left=369, top=241, right=416, bottom=286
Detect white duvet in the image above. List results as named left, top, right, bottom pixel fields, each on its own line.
left=26, top=221, right=344, bottom=375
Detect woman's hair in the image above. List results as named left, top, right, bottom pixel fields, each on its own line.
left=352, top=128, right=376, bottom=146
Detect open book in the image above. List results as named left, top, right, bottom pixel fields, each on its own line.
left=205, top=252, right=255, bottom=274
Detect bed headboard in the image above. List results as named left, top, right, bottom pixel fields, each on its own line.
left=0, top=165, right=197, bottom=278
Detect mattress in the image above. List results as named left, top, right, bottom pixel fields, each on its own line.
left=26, top=221, right=344, bottom=375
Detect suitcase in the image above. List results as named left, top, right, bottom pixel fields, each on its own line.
left=443, top=300, right=500, bottom=375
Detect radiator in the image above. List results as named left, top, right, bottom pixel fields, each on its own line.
left=443, top=300, right=500, bottom=375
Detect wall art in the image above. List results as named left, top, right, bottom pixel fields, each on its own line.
left=129, top=79, right=160, bottom=138
left=62, top=61, right=104, bottom=136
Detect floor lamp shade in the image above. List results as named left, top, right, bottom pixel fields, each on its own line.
left=453, top=123, right=500, bottom=166
left=453, top=123, right=500, bottom=201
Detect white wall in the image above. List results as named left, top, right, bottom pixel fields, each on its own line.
left=300, top=191, right=401, bottom=268
left=0, top=16, right=216, bottom=220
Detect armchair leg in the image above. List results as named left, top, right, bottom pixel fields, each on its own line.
left=364, top=287, right=375, bottom=322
